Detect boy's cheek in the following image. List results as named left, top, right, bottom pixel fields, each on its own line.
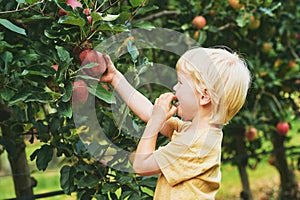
left=177, top=105, right=182, bottom=117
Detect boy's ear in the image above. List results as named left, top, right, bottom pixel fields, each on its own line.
left=199, top=89, right=211, bottom=105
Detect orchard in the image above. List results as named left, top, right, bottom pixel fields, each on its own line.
left=0, top=0, right=299, bottom=200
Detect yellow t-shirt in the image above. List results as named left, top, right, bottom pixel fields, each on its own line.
left=153, top=118, right=223, bottom=200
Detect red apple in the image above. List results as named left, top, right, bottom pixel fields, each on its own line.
left=192, top=16, right=206, bottom=29
left=58, top=9, right=68, bottom=17
left=83, top=8, right=91, bottom=15
left=228, top=0, right=240, bottom=10
left=248, top=16, right=260, bottom=30
left=289, top=60, right=297, bottom=69
left=262, top=42, right=272, bottom=54
left=79, top=49, right=107, bottom=78
left=276, top=122, right=290, bottom=136
left=245, top=127, right=257, bottom=141
left=72, top=80, right=89, bottom=105
left=268, top=156, right=275, bottom=165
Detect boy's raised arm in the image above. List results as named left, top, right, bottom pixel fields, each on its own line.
left=101, top=55, right=178, bottom=137
left=100, top=55, right=152, bottom=122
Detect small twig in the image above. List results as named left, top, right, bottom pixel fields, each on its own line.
left=126, top=0, right=147, bottom=23
left=0, top=0, right=44, bottom=14
left=218, top=23, right=236, bottom=31
left=262, top=91, right=283, bottom=111
left=287, top=39, right=300, bottom=61
left=100, top=0, right=122, bottom=13
left=252, top=92, right=262, bottom=117
left=136, top=10, right=179, bottom=22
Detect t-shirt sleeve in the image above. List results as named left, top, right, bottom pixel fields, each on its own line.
left=153, top=129, right=221, bottom=186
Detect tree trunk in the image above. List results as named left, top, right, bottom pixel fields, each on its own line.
left=271, top=131, right=300, bottom=199
left=234, top=130, right=253, bottom=200
left=0, top=107, right=35, bottom=199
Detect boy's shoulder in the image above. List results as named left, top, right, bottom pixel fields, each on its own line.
left=172, top=124, right=222, bottom=147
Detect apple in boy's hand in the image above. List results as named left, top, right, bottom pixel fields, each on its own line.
left=72, top=80, right=88, bottom=105
left=244, top=127, right=257, bottom=141
left=79, top=49, right=107, bottom=78
left=192, top=16, right=206, bottom=29
left=276, top=122, right=290, bottom=136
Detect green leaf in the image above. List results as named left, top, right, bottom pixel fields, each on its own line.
left=21, top=64, right=55, bottom=78
left=8, top=85, right=52, bottom=106
left=87, top=84, right=116, bottom=104
left=79, top=63, right=99, bottom=70
left=59, top=102, right=73, bottom=118
left=133, top=21, right=155, bottom=30
left=0, top=51, right=13, bottom=63
left=1, top=87, right=15, bottom=101
left=77, top=174, right=99, bottom=188
left=26, top=0, right=39, bottom=4
left=60, top=165, right=76, bottom=195
left=22, top=15, right=53, bottom=23
left=62, top=81, right=73, bottom=102
left=101, top=183, right=119, bottom=194
left=135, top=5, right=159, bottom=15
left=236, top=12, right=250, bottom=28
left=129, top=0, right=143, bottom=7
left=8, top=88, right=32, bottom=106
left=96, top=24, right=128, bottom=32
left=196, top=30, right=207, bottom=45
left=31, top=144, right=54, bottom=171
left=102, top=14, right=120, bottom=21
left=0, top=18, right=26, bottom=36
left=58, top=16, right=86, bottom=27
left=126, top=39, right=139, bottom=62
left=90, top=12, right=103, bottom=23
left=55, top=46, right=72, bottom=63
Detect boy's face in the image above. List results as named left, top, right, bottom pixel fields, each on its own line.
left=173, top=70, right=200, bottom=121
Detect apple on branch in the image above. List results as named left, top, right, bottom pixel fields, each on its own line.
left=72, top=80, right=89, bottom=105
left=244, top=127, right=258, bottom=141
left=192, top=16, right=206, bottom=29
left=276, top=122, right=290, bottom=136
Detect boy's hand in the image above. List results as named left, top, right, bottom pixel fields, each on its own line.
left=99, top=55, right=119, bottom=84
left=151, top=93, right=178, bottom=124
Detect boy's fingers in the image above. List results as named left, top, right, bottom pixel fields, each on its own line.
left=103, top=54, right=113, bottom=67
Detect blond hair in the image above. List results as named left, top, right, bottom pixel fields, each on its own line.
left=176, top=47, right=251, bottom=125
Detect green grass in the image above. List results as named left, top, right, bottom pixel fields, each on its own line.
left=0, top=118, right=299, bottom=200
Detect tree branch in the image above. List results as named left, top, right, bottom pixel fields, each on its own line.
left=0, top=0, right=44, bottom=14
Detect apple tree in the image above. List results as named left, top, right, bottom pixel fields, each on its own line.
left=0, top=0, right=162, bottom=199
left=0, top=0, right=300, bottom=199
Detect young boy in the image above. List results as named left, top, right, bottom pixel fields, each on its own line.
left=100, top=47, right=251, bottom=199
